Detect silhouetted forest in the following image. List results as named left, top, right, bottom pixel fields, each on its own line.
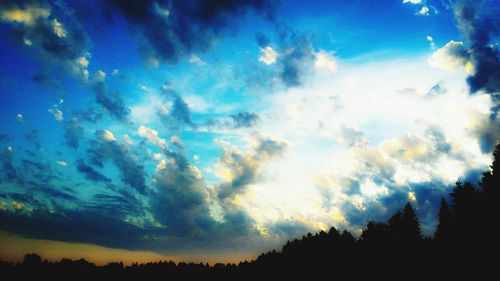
left=1, top=144, right=499, bottom=279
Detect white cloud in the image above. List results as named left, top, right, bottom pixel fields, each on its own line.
left=426, top=35, right=435, bottom=49
left=403, top=0, right=422, bottom=4
left=428, top=40, right=469, bottom=73
left=48, top=106, right=63, bottom=121
left=227, top=55, right=493, bottom=234
left=102, top=129, right=115, bottom=141
left=417, top=6, right=430, bottom=16
left=95, top=70, right=106, bottom=81
left=51, top=19, right=67, bottom=38
left=137, top=125, right=167, bottom=149
left=259, top=46, right=278, bottom=65
left=123, top=134, right=134, bottom=145
left=315, top=50, right=338, bottom=73
left=189, top=55, right=205, bottom=66
left=74, top=52, right=91, bottom=80
left=0, top=5, right=50, bottom=26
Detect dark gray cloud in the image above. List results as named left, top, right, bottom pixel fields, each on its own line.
left=171, top=94, right=194, bottom=126
left=87, top=131, right=147, bottom=194
left=151, top=148, right=213, bottom=237
left=103, top=0, right=277, bottom=64
left=451, top=1, right=500, bottom=153
left=93, top=81, right=130, bottom=122
left=37, top=185, right=78, bottom=202
left=454, top=1, right=500, bottom=95
left=0, top=209, right=152, bottom=250
left=231, top=112, right=260, bottom=128
left=75, top=106, right=105, bottom=123
left=276, top=26, right=315, bottom=88
left=63, top=116, right=84, bottom=149
left=203, top=112, right=260, bottom=130
left=158, top=89, right=195, bottom=129
left=1, top=147, right=18, bottom=181
left=442, top=1, right=500, bottom=153
left=76, top=159, right=111, bottom=183
left=0, top=192, right=42, bottom=207
left=217, top=133, right=287, bottom=199
left=427, top=83, right=447, bottom=96
left=85, top=192, right=144, bottom=218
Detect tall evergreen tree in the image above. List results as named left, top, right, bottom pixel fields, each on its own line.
left=482, top=143, right=499, bottom=197
left=435, top=198, right=454, bottom=241
left=400, top=202, right=422, bottom=241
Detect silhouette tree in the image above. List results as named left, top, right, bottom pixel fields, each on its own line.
left=435, top=198, right=454, bottom=241
left=400, top=202, right=422, bottom=241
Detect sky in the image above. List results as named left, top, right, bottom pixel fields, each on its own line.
left=0, top=0, right=499, bottom=264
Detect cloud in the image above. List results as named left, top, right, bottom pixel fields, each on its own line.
left=158, top=89, right=195, bottom=129
left=259, top=46, right=278, bottom=65
left=216, top=132, right=287, bottom=199
left=151, top=149, right=213, bottom=237
left=417, top=6, right=429, bottom=16
left=426, top=35, right=436, bottom=49
left=95, top=70, right=106, bottom=81
left=51, top=18, right=66, bottom=38
left=0, top=209, right=151, bottom=250
left=189, top=55, right=205, bottom=66
left=442, top=0, right=500, bottom=152
left=454, top=1, right=500, bottom=95
left=48, top=104, right=63, bottom=121
left=1, top=146, right=18, bottom=182
left=93, top=81, right=130, bottom=122
left=314, top=50, right=338, bottom=73
left=88, top=131, right=147, bottom=194
left=103, top=0, right=277, bottom=64
left=428, top=41, right=468, bottom=72
left=277, top=26, right=315, bottom=88
left=137, top=125, right=167, bottom=149
left=0, top=0, right=91, bottom=80
left=231, top=112, right=260, bottom=128
left=101, top=129, right=116, bottom=141
left=341, top=125, right=367, bottom=147
left=86, top=192, right=144, bottom=218
left=76, top=159, right=111, bottom=183
left=0, top=2, right=50, bottom=26
left=233, top=56, right=495, bottom=237
left=402, top=0, right=422, bottom=4
left=63, top=116, right=84, bottom=149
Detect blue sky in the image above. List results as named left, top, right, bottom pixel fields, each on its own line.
left=0, top=0, right=499, bottom=263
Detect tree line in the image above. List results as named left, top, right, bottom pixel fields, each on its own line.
left=1, top=144, right=498, bottom=279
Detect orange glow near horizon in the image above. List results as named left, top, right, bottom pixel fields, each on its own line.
left=0, top=232, right=256, bottom=266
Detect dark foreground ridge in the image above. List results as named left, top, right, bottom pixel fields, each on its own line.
left=1, top=144, right=499, bottom=279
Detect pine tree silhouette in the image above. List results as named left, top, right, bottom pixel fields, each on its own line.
left=435, top=198, right=454, bottom=241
